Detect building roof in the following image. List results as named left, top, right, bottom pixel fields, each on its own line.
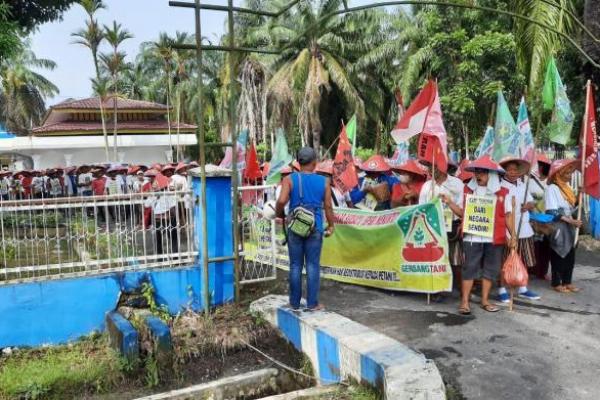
left=51, top=97, right=170, bottom=111
left=32, top=120, right=196, bottom=136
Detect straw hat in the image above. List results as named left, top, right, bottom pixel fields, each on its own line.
left=175, top=162, right=187, bottom=173
left=316, top=160, right=334, bottom=175
left=536, top=153, right=552, bottom=166
left=465, top=155, right=505, bottom=174
left=548, top=159, right=579, bottom=183
left=153, top=173, right=170, bottom=190
left=499, top=156, right=531, bottom=175
left=391, top=159, right=427, bottom=177
left=161, top=164, right=176, bottom=172
left=360, top=155, right=391, bottom=173
left=144, top=169, right=159, bottom=178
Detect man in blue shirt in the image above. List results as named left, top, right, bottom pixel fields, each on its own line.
left=276, top=147, right=335, bottom=310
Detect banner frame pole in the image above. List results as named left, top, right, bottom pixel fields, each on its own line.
left=574, top=80, right=591, bottom=246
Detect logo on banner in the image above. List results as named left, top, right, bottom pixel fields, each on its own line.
left=398, top=211, right=444, bottom=263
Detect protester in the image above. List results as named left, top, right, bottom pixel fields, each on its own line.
left=146, top=173, right=179, bottom=254
left=276, top=147, right=335, bottom=311
left=390, top=160, right=427, bottom=207
left=455, top=159, right=473, bottom=184
left=31, top=170, right=45, bottom=198
left=171, top=163, right=189, bottom=191
left=545, top=159, right=582, bottom=293
left=419, top=159, right=464, bottom=290
left=530, top=153, right=552, bottom=279
left=64, top=167, right=78, bottom=197
left=77, top=165, right=93, bottom=196
left=0, top=171, right=10, bottom=201
left=350, top=155, right=398, bottom=210
left=497, top=157, right=540, bottom=302
left=459, top=155, right=514, bottom=314
left=316, top=160, right=352, bottom=208
left=47, top=169, right=64, bottom=198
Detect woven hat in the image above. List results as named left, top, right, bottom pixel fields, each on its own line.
left=456, top=159, right=473, bottom=182
left=128, top=165, right=141, bottom=175
left=151, top=163, right=163, bottom=172
left=161, top=164, right=176, bottom=172
left=316, top=160, right=334, bottom=175
left=548, top=159, right=579, bottom=183
left=465, top=155, right=505, bottom=174
left=360, top=155, right=391, bottom=173
left=144, top=169, right=159, bottom=177
left=499, top=156, right=531, bottom=175
left=391, top=159, right=427, bottom=177
left=175, top=162, right=187, bottom=172
left=154, top=173, right=170, bottom=190
left=536, top=153, right=552, bottom=166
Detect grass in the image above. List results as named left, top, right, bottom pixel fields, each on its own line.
left=0, top=335, right=126, bottom=400
left=311, top=384, right=382, bottom=400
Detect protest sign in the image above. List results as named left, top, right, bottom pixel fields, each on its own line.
left=463, top=194, right=496, bottom=238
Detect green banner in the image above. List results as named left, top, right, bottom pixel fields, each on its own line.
left=243, top=199, right=452, bottom=294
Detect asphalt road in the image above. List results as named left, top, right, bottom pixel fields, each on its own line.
left=310, top=249, right=600, bottom=400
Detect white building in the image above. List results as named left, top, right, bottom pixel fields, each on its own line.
left=0, top=97, right=197, bottom=169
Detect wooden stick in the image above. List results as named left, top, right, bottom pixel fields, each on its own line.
left=509, top=288, right=514, bottom=312
left=574, top=80, right=591, bottom=246
left=427, top=293, right=431, bottom=305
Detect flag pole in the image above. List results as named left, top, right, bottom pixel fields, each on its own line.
left=517, top=95, right=536, bottom=238
left=574, top=80, right=591, bottom=246
left=322, top=120, right=344, bottom=160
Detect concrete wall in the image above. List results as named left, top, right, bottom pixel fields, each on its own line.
left=0, top=173, right=234, bottom=348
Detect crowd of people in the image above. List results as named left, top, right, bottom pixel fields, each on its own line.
left=0, top=161, right=198, bottom=201
left=267, top=148, right=582, bottom=314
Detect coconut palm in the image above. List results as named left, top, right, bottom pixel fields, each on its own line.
left=0, top=46, right=58, bottom=135
left=92, top=77, right=111, bottom=161
left=72, top=0, right=110, bottom=160
left=103, top=21, right=132, bottom=160
left=262, top=0, right=367, bottom=152
left=514, top=0, right=576, bottom=94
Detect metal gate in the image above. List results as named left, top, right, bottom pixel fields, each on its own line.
left=238, top=185, right=283, bottom=284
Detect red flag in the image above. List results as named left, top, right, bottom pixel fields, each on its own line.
left=244, top=142, right=262, bottom=180
left=392, top=80, right=448, bottom=172
left=581, top=82, right=600, bottom=199
left=333, top=124, right=358, bottom=193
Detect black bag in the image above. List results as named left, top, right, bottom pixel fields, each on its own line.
left=287, top=174, right=316, bottom=238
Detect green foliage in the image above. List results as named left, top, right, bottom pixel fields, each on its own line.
left=0, top=4, right=22, bottom=62
left=141, top=282, right=172, bottom=323
left=354, top=147, right=375, bottom=162
left=6, top=0, right=78, bottom=31
left=0, top=335, right=123, bottom=400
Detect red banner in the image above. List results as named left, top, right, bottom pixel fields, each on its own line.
left=581, top=83, right=600, bottom=199
left=333, top=124, right=358, bottom=193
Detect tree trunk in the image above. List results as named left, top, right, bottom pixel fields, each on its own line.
left=100, top=100, right=109, bottom=162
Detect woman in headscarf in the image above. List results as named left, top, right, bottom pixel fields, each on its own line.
left=390, top=160, right=428, bottom=208
left=545, top=159, right=582, bottom=293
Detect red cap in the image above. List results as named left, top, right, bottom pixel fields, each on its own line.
left=465, top=155, right=505, bottom=174
left=360, top=155, right=391, bottom=173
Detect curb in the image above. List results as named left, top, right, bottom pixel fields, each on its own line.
left=106, top=311, right=139, bottom=361
left=133, top=368, right=279, bottom=400
left=250, top=295, right=446, bottom=400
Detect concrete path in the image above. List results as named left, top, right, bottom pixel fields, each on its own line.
left=311, top=249, right=600, bottom=400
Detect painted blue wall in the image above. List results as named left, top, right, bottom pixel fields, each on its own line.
left=0, top=174, right=234, bottom=348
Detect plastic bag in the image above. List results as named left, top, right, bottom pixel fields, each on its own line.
left=502, top=248, right=529, bottom=287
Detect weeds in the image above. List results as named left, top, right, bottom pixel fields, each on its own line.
left=141, top=282, right=172, bottom=323
left=0, top=335, right=124, bottom=400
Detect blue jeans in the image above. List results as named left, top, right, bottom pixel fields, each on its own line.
left=287, top=230, right=323, bottom=309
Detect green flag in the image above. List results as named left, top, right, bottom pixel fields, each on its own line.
left=542, top=58, right=574, bottom=146
left=346, top=114, right=357, bottom=154
left=493, top=91, right=519, bottom=161
left=266, top=128, right=293, bottom=185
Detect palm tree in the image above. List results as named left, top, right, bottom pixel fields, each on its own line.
left=514, top=0, right=576, bottom=94
left=262, top=0, right=367, bottom=152
left=103, top=21, right=132, bottom=161
left=72, top=0, right=110, bottom=160
left=92, top=77, right=110, bottom=161
left=0, top=45, right=58, bottom=134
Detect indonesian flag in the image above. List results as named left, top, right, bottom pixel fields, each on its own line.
left=580, top=82, right=600, bottom=199
left=392, top=80, right=448, bottom=172
left=333, top=122, right=359, bottom=193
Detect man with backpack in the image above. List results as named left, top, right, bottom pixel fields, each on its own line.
left=276, top=147, right=335, bottom=311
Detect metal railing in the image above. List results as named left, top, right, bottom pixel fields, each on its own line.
left=239, top=184, right=280, bottom=284
left=0, top=191, right=196, bottom=284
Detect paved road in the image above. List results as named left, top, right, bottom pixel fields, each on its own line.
left=303, top=250, right=599, bottom=400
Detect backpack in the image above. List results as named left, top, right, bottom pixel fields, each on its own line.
left=287, top=174, right=316, bottom=238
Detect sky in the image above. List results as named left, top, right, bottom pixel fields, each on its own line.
left=30, top=0, right=398, bottom=106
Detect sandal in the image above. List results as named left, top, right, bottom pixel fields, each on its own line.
left=553, top=285, right=569, bottom=293
left=307, top=304, right=325, bottom=311
left=458, top=305, right=471, bottom=315
left=565, top=285, right=582, bottom=293
left=480, top=304, right=500, bottom=313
